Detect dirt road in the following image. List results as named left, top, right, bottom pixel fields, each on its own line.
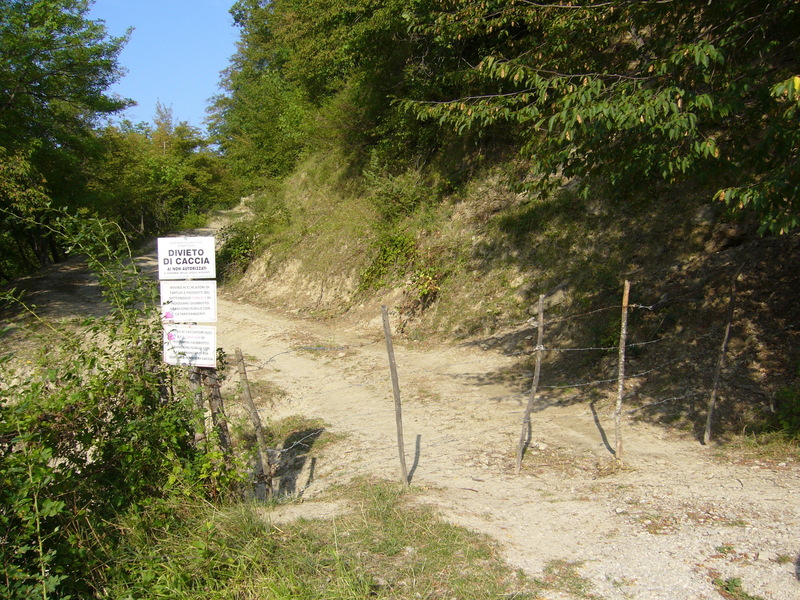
left=212, top=290, right=799, bottom=600
left=6, top=219, right=799, bottom=599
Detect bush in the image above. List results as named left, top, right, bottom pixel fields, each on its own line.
left=774, top=386, right=800, bottom=439
left=217, top=192, right=291, bottom=282
left=0, top=212, right=225, bottom=599
left=363, top=157, right=440, bottom=224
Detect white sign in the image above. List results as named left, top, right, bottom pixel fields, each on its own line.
left=163, top=325, right=217, bottom=368
left=157, top=236, right=216, bottom=280
left=160, top=281, right=217, bottom=323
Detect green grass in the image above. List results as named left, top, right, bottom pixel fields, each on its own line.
left=717, top=431, right=800, bottom=464
left=100, top=477, right=597, bottom=599
left=712, top=577, right=767, bottom=600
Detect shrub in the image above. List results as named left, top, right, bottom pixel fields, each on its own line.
left=0, top=211, right=224, bottom=599
left=774, top=386, right=800, bottom=439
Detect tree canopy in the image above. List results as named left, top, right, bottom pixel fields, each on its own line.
left=0, top=1, right=238, bottom=280
left=214, top=0, right=800, bottom=234
left=0, top=0, right=129, bottom=148
left=0, top=0, right=128, bottom=276
left=400, top=0, right=800, bottom=234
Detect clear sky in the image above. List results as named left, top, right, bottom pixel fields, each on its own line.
left=88, top=0, right=240, bottom=131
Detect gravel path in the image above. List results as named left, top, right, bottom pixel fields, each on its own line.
left=6, top=214, right=798, bottom=599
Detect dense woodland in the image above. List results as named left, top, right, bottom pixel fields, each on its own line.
left=2, top=0, right=799, bottom=282
left=210, top=0, right=800, bottom=228
left=1, top=1, right=799, bottom=598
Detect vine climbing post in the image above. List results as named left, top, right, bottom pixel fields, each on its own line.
left=615, top=280, right=631, bottom=460
left=516, top=294, right=545, bottom=475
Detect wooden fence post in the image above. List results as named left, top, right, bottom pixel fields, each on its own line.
left=516, top=294, right=545, bottom=475
left=614, top=280, right=631, bottom=460
left=381, top=305, right=409, bottom=486
left=188, top=366, right=206, bottom=449
left=235, top=347, right=273, bottom=499
left=704, top=267, right=741, bottom=445
left=202, top=367, right=233, bottom=463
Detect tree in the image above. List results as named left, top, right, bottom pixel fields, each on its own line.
left=89, top=108, right=239, bottom=241
left=0, top=0, right=129, bottom=276
left=399, top=0, right=800, bottom=234
left=0, top=0, right=129, bottom=148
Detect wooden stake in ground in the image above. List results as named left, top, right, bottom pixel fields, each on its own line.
left=235, top=347, right=273, bottom=498
left=381, top=305, right=409, bottom=486
left=516, top=294, right=545, bottom=476
left=614, top=280, right=631, bottom=460
left=188, top=366, right=206, bottom=449
left=704, top=267, right=741, bottom=445
left=202, top=367, right=233, bottom=462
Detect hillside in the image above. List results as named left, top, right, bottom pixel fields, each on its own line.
left=220, top=151, right=800, bottom=442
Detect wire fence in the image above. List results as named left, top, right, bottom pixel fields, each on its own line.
left=219, top=275, right=748, bottom=485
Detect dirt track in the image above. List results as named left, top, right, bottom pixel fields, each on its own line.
left=211, top=291, right=799, bottom=600
left=4, top=221, right=799, bottom=600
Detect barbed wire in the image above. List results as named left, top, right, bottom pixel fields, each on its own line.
left=502, top=294, right=710, bottom=333
left=270, top=429, right=326, bottom=456
left=625, top=391, right=704, bottom=414
left=230, top=317, right=716, bottom=417
left=219, top=292, right=750, bottom=465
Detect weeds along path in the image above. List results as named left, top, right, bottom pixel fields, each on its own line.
left=215, top=295, right=799, bottom=600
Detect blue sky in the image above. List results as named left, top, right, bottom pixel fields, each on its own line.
left=88, top=0, right=240, bottom=131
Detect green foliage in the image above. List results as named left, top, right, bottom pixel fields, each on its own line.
left=0, top=0, right=131, bottom=277
left=217, top=221, right=259, bottom=281
left=0, top=0, right=129, bottom=150
left=0, top=212, right=225, bottom=599
left=411, top=263, right=445, bottom=308
left=718, top=75, right=800, bottom=235
left=0, top=1, right=238, bottom=279
left=358, top=232, right=416, bottom=292
left=217, top=0, right=457, bottom=185
left=399, top=0, right=800, bottom=234
left=774, top=386, right=800, bottom=439
left=0, top=147, right=52, bottom=280
left=209, top=68, right=311, bottom=187
left=101, top=478, right=544, bottom=599
left=364, top=160, right=431, bottom=223
left=358, top=229, right=447, bottom=310
left=90, top=110, right=240, bottom=244
left=217, top=0, right=799, bottom=236
left=712, top=577, right=766, bottom=600
left=217, top=193, right=291, bottom=282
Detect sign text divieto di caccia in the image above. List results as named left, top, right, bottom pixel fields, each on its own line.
left=158, top=236, right=216, bottom=280
left=157, top=236, right=217, bottom=368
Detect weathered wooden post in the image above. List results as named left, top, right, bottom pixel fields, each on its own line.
left=614, top=280, right=631, bottom=460
left=704, top=267, right=741, bottom=445
left=236, top=347, right=273, bottom=498
left=188, top=366, right=206, bottom=448
left=202, top=367, right=233, bottom=461
left=381, top=305, right=409, bottom=486
left=516, top=294, right=545, bottom=475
